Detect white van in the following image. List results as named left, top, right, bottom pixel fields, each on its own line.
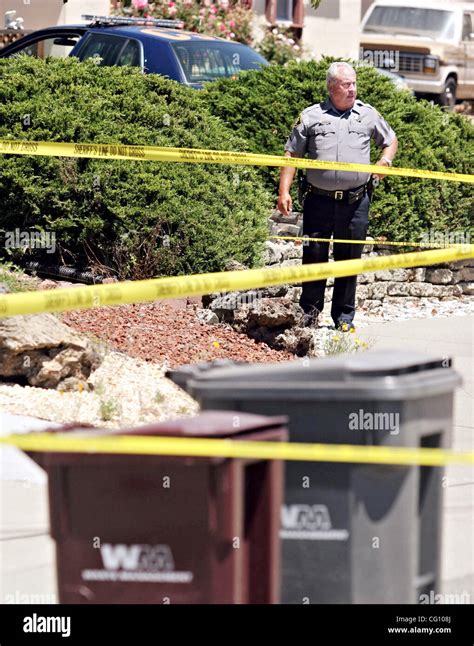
left=360, top=0, right=474, bottom=107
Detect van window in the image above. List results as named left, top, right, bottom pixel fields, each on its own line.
left=363, top=6, right=455, bottom=39
left=462, top=13, right=473, bottom=41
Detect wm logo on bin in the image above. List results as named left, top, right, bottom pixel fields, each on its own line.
left=81, top=543, right=194, bottom=583
left=280, top=505, right=349, bottom=541
left=100, top=544, right=174, bottom=571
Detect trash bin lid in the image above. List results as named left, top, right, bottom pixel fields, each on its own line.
left=184, top=350, right=462, bottom=401
left=166, top=359, right=246, bottom=390
left=25, top=412, right=288, bottom=468
left=103, top=411, right=288, bottom=438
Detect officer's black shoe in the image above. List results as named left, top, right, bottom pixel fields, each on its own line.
left=302, top=308, right=319, bottom=328
left=336, top=320, right=355, bottom=333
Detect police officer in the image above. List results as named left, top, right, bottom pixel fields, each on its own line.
left=278, top=61, right=398, bottom=330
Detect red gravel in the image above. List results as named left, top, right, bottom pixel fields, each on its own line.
left=62, top=300, right=295, bottom=368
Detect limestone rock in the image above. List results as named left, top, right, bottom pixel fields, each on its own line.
left=224, top=259, right=248, bottom=272
left=460, top=282, right=474, bottom=295
left=0, top=313, right=102, bottom=390
left=374, top=270, right=393, bottom=281
left=274, top=223, right=302, bottom=238
left=263, top=241, right=285, bottom=265
left=408, top=283, right=434, bottom=297
left=407, top=268, right=426, bottom=282
left=272, top=327, right=314, bottom=356
left=254, top=285, right=289, bottom=299
left=431, top=285, right=454, bottom=297
left=234, top=298, right=304, bottom=330
left=452, top=268, right=474, bottom=284
left=390, top=269, right=409, bottom=282
left=208, top=291, right=260, bottom=323
left=387, top=282, right=410, bottom=296
left=196, top=309, right=219, bottom=325
left=425, top=269, right=453, bottom=284
left=358, top=273, right=375, bottom=284
left=368, top=283, right=388, bottom=300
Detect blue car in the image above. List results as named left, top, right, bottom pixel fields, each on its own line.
left=0, top=14, right=268, bottom=88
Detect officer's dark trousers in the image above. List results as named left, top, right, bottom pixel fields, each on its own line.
left=299, top=191, right=370, bottom=326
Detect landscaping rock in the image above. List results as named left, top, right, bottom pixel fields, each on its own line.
left=0, top=313, right=102, bottom=390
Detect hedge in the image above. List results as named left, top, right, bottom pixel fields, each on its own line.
left=0, top=56, right=271, bottom=278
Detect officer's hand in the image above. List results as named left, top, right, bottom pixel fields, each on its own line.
left=277, top=192, right=293, bottom=216
left=373, top=159, right=390, bottom=182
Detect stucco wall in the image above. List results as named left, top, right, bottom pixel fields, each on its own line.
left=1, top=0, right=109, bottom=30
left=253, top=0, right=362, bottom=61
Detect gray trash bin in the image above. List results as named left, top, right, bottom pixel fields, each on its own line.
left=166, top=351, right=461, bottom=604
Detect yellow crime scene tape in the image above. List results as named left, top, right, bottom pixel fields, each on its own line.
left=0, top=139, right=473, bottom=183
left=1, top=433, right=473, bottom=467
left=0, top=246, right=473, bottom=318
left=269, top=235, right=473, bottom=248
left=0, top=142, right=472, bottom=468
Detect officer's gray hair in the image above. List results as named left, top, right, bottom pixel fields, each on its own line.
left=326, top=62, right=356, bottom=87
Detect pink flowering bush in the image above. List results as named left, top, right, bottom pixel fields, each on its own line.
left=254, top=26, right=306, bottom=65
left=114, top=0, right=254, bottom=44
left=132, top=0, right=149, bottom=9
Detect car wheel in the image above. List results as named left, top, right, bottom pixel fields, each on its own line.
left=438, top=78, right=457, bottom=110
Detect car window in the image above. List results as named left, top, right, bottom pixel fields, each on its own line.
left=7, top=34, right=81, bottom=59
left=76, top=33, right=141, bottom=68
left=116, top=39, right=141, bottom=67
left=171, top=42, right=266, bottom=83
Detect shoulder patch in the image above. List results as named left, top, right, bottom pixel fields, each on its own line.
left=292, top=113, right=303, bottom=129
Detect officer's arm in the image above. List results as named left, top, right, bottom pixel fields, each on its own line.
left=374, top=137, right=398, bottom=180
left=278, top=152, right=297, bottom=216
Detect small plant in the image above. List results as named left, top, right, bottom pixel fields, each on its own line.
left=99, top=398, right=120, bottom=422
left=0, top=262, right=38, bottom=293
left=323, top=329, right=371, bottom=356
left=177, top=405, right=191, bottom=415
left=155, top=390, right=166, bottom=404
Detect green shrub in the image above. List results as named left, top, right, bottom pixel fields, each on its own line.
left=201, top=59, right=474, bottom=243
left=0, top=56, right=271, bottom=278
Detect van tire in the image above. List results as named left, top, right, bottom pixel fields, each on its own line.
left=439, top=78, right=457, bottom=110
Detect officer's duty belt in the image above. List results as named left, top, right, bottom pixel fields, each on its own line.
left=308, top=183, right=368, bottom=204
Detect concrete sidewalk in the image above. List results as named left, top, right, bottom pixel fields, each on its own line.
left=0, top=315, right=472, bottom=603
left=357, top=315, right=474, bottom=599
left=0, top=414, right=59, bottom=603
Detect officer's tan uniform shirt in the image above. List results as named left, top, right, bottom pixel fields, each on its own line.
left=285, top=98, right=396, bottom=191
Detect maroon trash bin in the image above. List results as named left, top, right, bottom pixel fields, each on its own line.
left=28, top=411, right=288, bottom=604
